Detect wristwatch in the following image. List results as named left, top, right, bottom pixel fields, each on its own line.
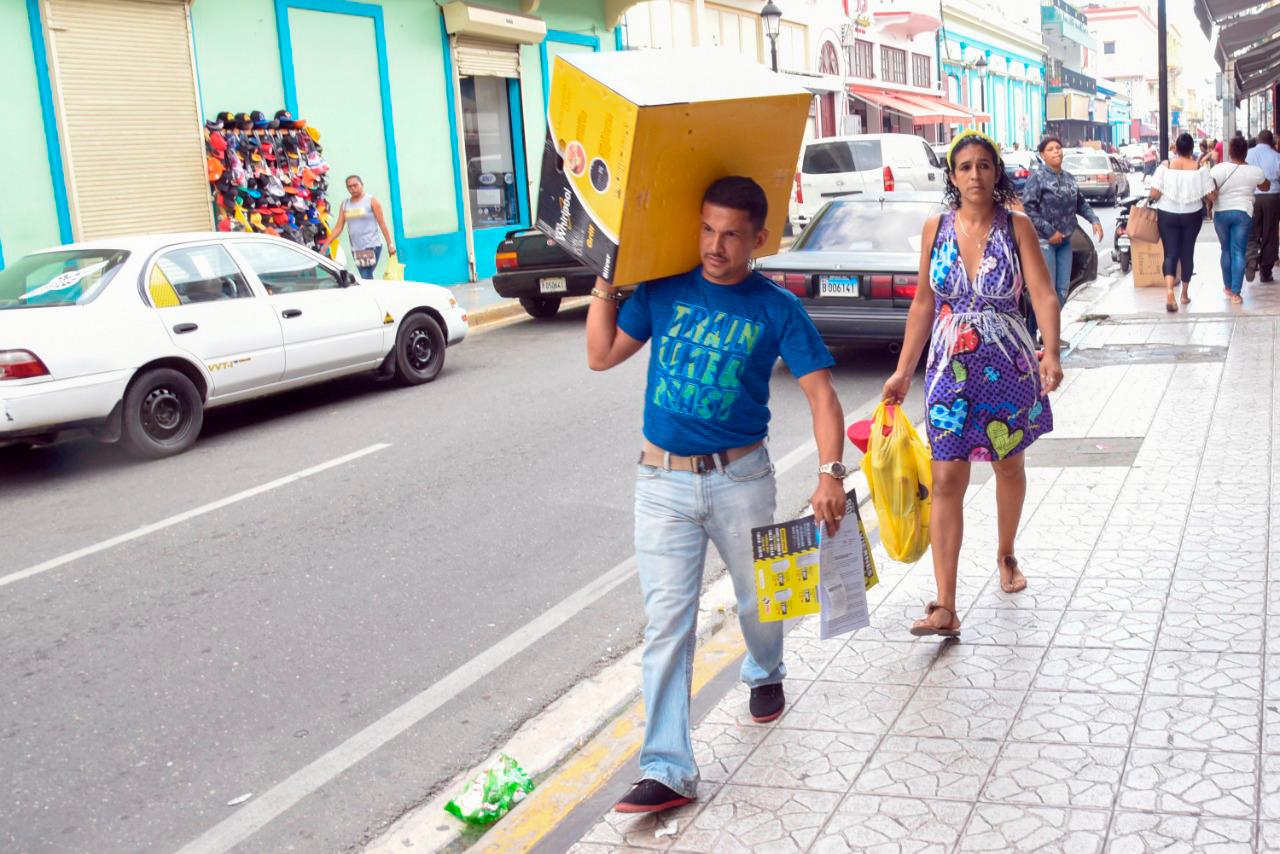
left=818, top=461, right=849, bottom=480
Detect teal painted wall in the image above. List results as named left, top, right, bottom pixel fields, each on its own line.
left=190, top=0, right=285, bottom=116
left=1, top=2, right=60, bottom=265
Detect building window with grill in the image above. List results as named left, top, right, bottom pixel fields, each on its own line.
left=818, top=41, right=839, bottom=75
left=1103, top=41, right=1116, bottom=54
left=912, top=53, right=931, bottom=87
left=849, top=39, right=874, bottom=79
left=881, top=46, right=907, bottom=84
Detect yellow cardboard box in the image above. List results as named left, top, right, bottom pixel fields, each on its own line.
left=535, top=50, right=811, bottom=286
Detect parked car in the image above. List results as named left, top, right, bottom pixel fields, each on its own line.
left=1003, top=150, right=1044, bottom=194
left=493, top=228, right=595, bottom=318
left=758, top=193, right=1097, bottom=347
left=790, top=133, right=946, bottom=232
left=1108, top=155, right=1132, bottom=197
left=0, top=233, right=468, bottom=458
left=1120, top=143, right=1148, bottom=171
left=931, top=142, right=951, bottom=164
left=1062, top=149, right=1126, bottom=205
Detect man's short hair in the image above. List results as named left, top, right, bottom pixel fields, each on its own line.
left=702, top=176, right=768, bottom=232
left=1259, top=129, right=1276, bottom=147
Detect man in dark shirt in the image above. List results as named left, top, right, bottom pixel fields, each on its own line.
left=586, top=177, right=847, bottom=813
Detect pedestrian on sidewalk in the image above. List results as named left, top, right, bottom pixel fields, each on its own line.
left=586, top=177, right=847, bottom=813
left=1245, top=129, right=1280, bottom=283
left=882, top=130, right=1063, bottom=636
left=1020, top=135, right=1104, bottom=340
left=1211, top=136, right=1270, bottom=305
left=326, top=175, right=396, bottom=279
left=1143, top=146, right=1158, bottom=177
left=1150, top=133, right=1214, bottom=312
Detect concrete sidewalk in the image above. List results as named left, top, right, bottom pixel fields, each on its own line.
left=561, top=238, right=1280, bottom=852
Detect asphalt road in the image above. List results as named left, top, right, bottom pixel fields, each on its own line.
left=0, top=305, right=911, bottom=853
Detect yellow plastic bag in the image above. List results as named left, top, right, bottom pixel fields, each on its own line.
left=860, top=402, right=932, bottom=562
left=383, top=256, right=405, bottom=281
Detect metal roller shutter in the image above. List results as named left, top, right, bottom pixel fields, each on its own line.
left=42, top=0, right=210, bottom=240
left=454, top=36, right=520, bottom=78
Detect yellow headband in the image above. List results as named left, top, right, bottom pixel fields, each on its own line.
left=947, top=129, right=1002, bottom=171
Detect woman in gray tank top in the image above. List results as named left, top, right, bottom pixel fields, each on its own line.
left=328, top=175, right=396, bottom=278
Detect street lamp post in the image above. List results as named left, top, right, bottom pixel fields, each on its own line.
left=973, top=55, right=989, bottom=134
left=760, top=2, right=782, bottom=73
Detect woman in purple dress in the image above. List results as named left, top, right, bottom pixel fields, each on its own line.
left=882, top=131, right=1065, bottom=636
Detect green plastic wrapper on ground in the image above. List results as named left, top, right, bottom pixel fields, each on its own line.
left=444, top=754, right=535, bottom=826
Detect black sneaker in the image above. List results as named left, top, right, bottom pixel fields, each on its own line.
left=749, top=683, right=786, bottom=723
left=614, top=779, right=693, bottom=813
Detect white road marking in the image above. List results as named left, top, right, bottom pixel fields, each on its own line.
left=0, top=444, right=391, bottom=590
left=175, top=394, right=884, bottom=854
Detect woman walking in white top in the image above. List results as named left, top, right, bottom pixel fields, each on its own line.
left=1210, top=136, right=1270, bottom=304
left=1150, top=133, right=1215, bottom=312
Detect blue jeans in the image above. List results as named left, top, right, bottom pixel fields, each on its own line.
left=356, top=245, right=382, bottom=279
left=1028, top=239, right=1072, bottom=338
left=634, top=444, right=784, bottom=797
left=1215, top=209, right=1252, bottom=295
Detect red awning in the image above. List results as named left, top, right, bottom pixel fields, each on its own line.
left=848, top=85, right=990, bottom=125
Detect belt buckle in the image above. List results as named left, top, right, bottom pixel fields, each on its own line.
left=692, top=454, right=711, bottom=474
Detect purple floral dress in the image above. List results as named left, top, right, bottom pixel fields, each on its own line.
left=924, top=208, right=1052, bottom=462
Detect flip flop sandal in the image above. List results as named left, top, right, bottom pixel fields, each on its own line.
left=910, top=601, right=961, bottom=637
left=999, top=555, right=1028, bottom=594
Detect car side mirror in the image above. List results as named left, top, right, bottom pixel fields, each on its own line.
left=339, top=269, right=357, bottom=287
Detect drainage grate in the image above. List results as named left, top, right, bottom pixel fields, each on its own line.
left=1063, top=343, right=1227, bottom=368
left=1024, top=436, right=1143, bottom=468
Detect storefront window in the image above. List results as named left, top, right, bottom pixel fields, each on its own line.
left=460, top=76, right=519, bottom=228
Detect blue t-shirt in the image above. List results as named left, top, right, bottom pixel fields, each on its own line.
left=617, top=267, right=834, bottom=455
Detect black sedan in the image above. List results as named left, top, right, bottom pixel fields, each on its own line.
left=756, top=193, right=1097, bottom=348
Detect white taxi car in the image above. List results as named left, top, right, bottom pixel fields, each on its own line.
left=0, top=233, right=468, bottom=459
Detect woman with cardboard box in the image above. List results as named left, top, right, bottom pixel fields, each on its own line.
left=1150, top=134, right=1215, bottom=312
left=882, top=130, right=1063, bottom=636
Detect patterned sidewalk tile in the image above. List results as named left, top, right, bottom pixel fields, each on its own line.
left=1052, top=609, right=1159, bottom=650
left=956, top=608, right=1063, bottom=646
left=854, top=735, right=1000, bottom=799
left=1262, top=821, right=1280, bottom=852
left=1103, top=503, right=1193, bottom=527
left=732, top=729, right=876, bottom=792
left=691, top=723, right=770, bottom=783
left=1157, top=611, right=1264, bottom=654
left=922, top=644, right=1045, bottom=691
left=1119, top=749, right=1258, bottom=818
left=670, top=785, right=840, bottom=853
left=1106, top=812, right=1255, bottom=854
left=780, top=636, right=847, bottom=680
left=820, top=640, right=938, bottom=686
left=1177, top=550, right=1269, bottom=582
left=576, top=780, right=718, bottom=851
left=1147, top=651, right=1263, bottom=699
left=808, top=794, right=970, bottom=854
left=972, top=578, right=1078, bottom=611
left=890, top=686, right=1024, bottom=741
left=1166, top=578, right=1267, bottom=615
left=1068, top=577, right=1170, bottom=612
left=955, top=803, right=1108, bottom=853
left=1267, top=656, right=1280, bottom=700
left=1181, top=523, right=1268, bottom=553
left=1261, top=755, right=1280, bottom=820
left=780, top=680, right=913, bottom=734
left=1133, top=695, right=1262, bottom=752
left=1034, top=648, right=1152, bottom=694
left=1082, top=549, right=1176, bottom=581
left=1009, top=690, right=1140, bottom=746
left=1265, top=702, right=1280, bottom=753
left=1026, top=505, right=1112, bottom=530
left=1020, top=521, right=1104, bottom=549
left=982, top=741, right=1125, bottom=808
left=1094, top=523, right=1185, bottom=553
left=1006, top=549, right=1095, bottom=578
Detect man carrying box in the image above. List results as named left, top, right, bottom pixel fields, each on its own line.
left=586, top=176, right=848, bottom=813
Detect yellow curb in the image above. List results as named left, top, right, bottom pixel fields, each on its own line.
left=466, top=296, right=590, bottom=329
left=469, top=621, right=748, bottom=854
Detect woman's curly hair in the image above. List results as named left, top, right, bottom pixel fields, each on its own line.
left=943, top=134, right=1019, bottom=210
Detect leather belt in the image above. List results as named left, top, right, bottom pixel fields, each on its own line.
left=639, top=440, right=764, bottom=474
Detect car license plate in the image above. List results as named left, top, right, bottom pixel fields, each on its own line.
left=539, top=277, right=567, bottom=294
left=818, top=275, right=859, bottom=297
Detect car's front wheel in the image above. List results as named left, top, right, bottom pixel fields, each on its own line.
left=393, top=313, right=446, bottom=385
left=120, top=368, right=204, bottom=459
left=519, top=296, right=561, bottom=319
